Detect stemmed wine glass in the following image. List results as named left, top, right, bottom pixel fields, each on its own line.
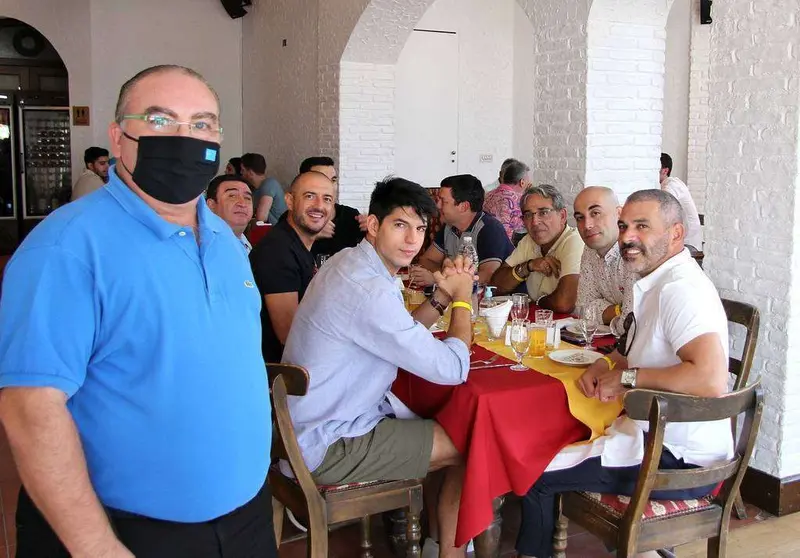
left=509, top=319, right=530, bottom=371
left=511, top=293, right=530, bottom=321
left=577, top=319, right=598, bottom=351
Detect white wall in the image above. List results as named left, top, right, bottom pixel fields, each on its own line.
left=242, top=0, right=319, bottom=185
left=687, top=0, right=710, bottom=214
left=662, top=0, right=690, bottom=183
left=89, top=0, right=243, bottom=168
left=398, top=0, right=515, bottom=186
left=512, top=1, right=535, bottom=164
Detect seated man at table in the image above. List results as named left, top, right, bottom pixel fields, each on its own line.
left=283, top=177, right=475, bottom=558
left=660, top=153, right=703, bottom=252
left=573, top=186, right=636, bottom=336
left=515, top=189, right=732, bottom=558
left=300, top=156, right=367, bottom=258
left=483, top=159, right=530, bottom=242
left=491, top=184, right=584, bottom=313
left=411, top=174, right=513, bottom=287
left=206, top=174, right=254, bottom=253
left=250, top=171, right=335, bottom=362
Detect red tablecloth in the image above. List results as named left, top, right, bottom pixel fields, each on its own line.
left=392, top=344, right=590, bottom=546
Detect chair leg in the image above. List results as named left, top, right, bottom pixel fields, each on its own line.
left=361, top=515, right=375, bottom=558
left=552, top=505, right=568, bottom=558
left=707, top=532, right=727, bottom=558
left=473, top=496, right=505, bottom=558
left=307, top=509, right=328, bottom=558
left=271, top=497, right=285, bottom=547
left=733, top=491, right=748, bottom=520
left=406, top=508, right=422, bottom=558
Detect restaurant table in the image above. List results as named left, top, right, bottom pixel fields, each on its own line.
left=392, top=317, right=622, bottom=550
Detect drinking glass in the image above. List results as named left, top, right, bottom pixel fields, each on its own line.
left=535, top=309, right=553, bottom=325
left=511, top=293, right=530, bottom=321
left=509, top=319, right=530, bottom=371
left=577, top=319, right=598, bottom=350
left=528, top=323, right=547, bottom=358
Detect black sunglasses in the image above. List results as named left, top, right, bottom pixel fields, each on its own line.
left=617, top=313, right=637, bottom=357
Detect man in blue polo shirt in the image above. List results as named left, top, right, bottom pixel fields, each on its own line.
left=0, top=65, right=275, bottom=558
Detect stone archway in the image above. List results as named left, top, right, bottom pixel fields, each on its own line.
left=585, top=0, right=676, bottom=197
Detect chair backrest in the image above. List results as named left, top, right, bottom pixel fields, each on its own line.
left=721, top=298, right=760, bottom=391
left=266, top=363, right=321, bottom=500
left=620, top=381, right=763, bottom=535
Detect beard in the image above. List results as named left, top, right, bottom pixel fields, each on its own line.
left=295, top=209, right=329, bottom=236
left=621, top=233, right=670, bottom=275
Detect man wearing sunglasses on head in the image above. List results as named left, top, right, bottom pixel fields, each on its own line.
left=0, top=66, right=276, bottom=558
left=515, top=189, right=732, bottom=558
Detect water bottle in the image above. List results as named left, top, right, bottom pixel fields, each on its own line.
left=459, top=234, right=480, bottom=321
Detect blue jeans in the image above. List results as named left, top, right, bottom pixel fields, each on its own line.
left=515, top=449, right=716, bottom=557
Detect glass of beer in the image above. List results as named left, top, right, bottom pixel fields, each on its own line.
left=529, top=322, right=548, bottom=358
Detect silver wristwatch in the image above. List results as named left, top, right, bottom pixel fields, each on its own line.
left=621, top=368, right=639, bottom=388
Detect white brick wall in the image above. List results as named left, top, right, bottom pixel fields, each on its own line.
left=705, top=0, right=800, bottom=478
left=586, top=0, right=672, bottom=198
left=687, top=0, right=711, bottom=214
left=337, top=62, right=396, bottom=211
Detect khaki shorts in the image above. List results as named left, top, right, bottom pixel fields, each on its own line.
left=311, top=418, right=435, bottom=486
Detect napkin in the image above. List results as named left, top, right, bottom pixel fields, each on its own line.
left=481, top=299, right=512, bottom=339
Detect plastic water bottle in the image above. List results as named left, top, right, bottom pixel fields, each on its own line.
left=459, top=234, right=480, bottom=321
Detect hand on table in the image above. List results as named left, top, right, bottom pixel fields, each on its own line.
left=577, top=359, right=626, bottom=402
left=409, top=265, right=436, bottom=287
left=435, top=255, right=476, bottom=302
left=529, top=256, right=561, bottom=277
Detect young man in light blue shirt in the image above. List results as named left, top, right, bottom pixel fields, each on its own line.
left=283, top=177, right=475, bottom=558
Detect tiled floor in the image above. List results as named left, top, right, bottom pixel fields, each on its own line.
left=277, top=496, right=772, bottom=558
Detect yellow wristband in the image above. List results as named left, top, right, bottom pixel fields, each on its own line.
left=511, top=267, right=524, bottom=283
left=614, top=304, right=622, bottom=317
left=601, top=356, right=616, bottom=371
left=451, top=301, right=473, bottom=313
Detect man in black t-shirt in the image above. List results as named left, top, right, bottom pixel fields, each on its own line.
left=249, top=171, right=335, bottom=362
left=299, top=156, right=367, bottom=258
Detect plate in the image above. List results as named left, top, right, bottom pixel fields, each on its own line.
left=487, top=295, right=512, bottom=305
left=548, top=349, right=604, bottom=367
left=566, top=324, right=613, bottom=337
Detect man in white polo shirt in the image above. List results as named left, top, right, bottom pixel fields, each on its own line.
left=515, top=189, right=732, bottom=558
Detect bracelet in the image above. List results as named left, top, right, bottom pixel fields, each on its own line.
left=451, top=301, right=473, bottom=313
left=614, top=304, right=622, bottom=317
left=429, top=296, right=447, bottom=316
left=511, top=266, right=524, bottom=282
left=601, top=356, right=616, bottom=371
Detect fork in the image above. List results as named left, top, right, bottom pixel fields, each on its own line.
left=471, top=354, right=499, bottom=367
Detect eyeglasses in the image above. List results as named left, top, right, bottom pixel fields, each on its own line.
left=120, top=113, right=224, bottom=141
left=522, top=208, right=555, bottom=221
left=617, top=313, right=637, bottom=357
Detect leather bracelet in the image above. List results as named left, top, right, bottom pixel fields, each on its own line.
left=429, top=296, right=447, bottom=316
left=614, top=304, right=622, bottom=317
left=451, top=301, right=473, bottom=313
left=601, top=356, right=615, bottom=371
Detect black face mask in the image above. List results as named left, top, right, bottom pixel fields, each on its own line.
left=121, top=134, right=220, bottom=204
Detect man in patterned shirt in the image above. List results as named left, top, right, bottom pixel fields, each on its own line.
left=573, top=187, right=636, bottom=335
left=483, top=159, right=530, bottom=243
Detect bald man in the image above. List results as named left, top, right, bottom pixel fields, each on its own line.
left=573, top=186, right=636, bottom=336
left=249, top=171, right=335, bottom=362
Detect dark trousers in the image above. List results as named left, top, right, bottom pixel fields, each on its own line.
left=515, top=450, right=716, bottom=558
left=16, top=481, right=278, bottom=558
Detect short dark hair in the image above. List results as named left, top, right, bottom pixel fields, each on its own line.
left=84, top=147, right=109, bottom=166
left=440, top=174, right=484, bottom=212
left=241, top=153, right=267, bottom=175
left=299, top=156, right=335, bottom=174
left=501, top=160, right=530, bottom=185
left=206, top=174, right=249, bottom=202
left=368, top=176, right=437, bottom=225
left=227, top=157, right=242, bottom=174
left=626, top=188, right=684, bottom=227
left=114, top=65, right=220, bottom=123
left=660, top=153, right=673, bottom=177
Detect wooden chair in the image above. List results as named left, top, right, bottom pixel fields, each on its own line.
left=721, top=298, right=760, bottom=520
left=267, top=363, right=424, bottom=558
left=553, top=380, right=764, bottom=558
